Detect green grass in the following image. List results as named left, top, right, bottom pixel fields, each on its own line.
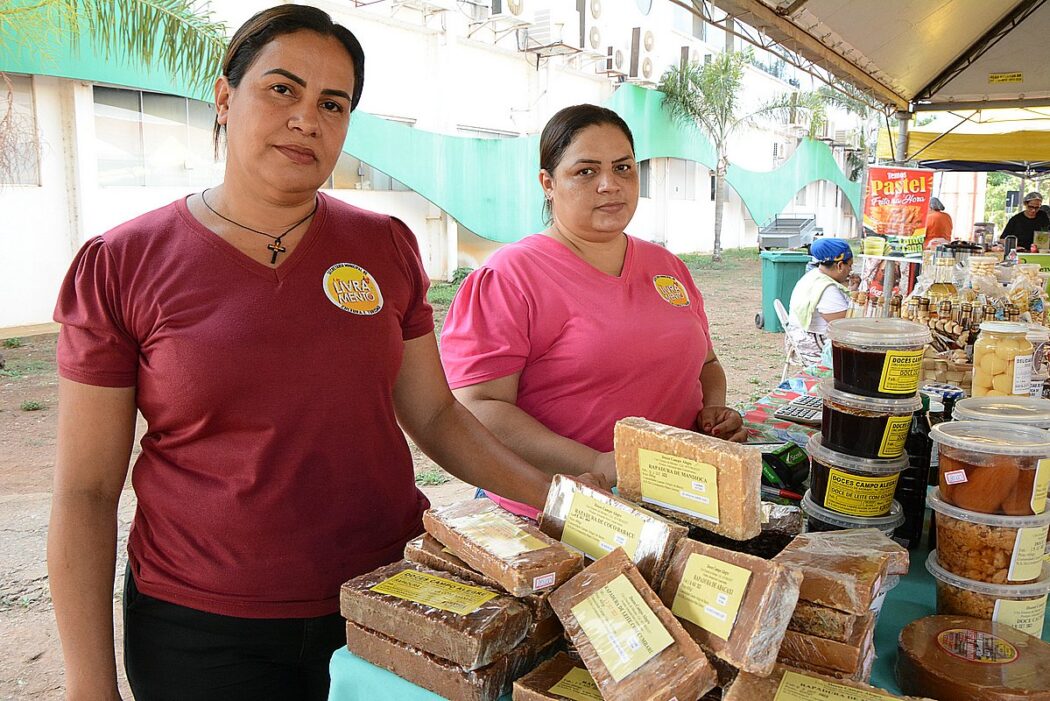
left=2, top=337, right=23, bottom=349
left=0, top=359, right=52, bottom=378
left=427, top=282, right=461, bottom=307
left=20, top=400, right=44, bottom=411
left=415, top=467, right=452, bottom=486
left=678, top=247, right=757, bottom=273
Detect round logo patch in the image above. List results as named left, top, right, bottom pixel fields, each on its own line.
left=653, top=275, right=690, bottom=307
left=323, top=263, right=384, bottom=315
left=936, top=628, right=1018, bottom=665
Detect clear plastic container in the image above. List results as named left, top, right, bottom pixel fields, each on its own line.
left=927, top=488, right=1050, bottom=584
left=953, top=396, right=1050, bottom=429
left=972, top=322, right=1034, bottom=398
left=800, top=490, right=905, bottom=536
left=927, top=551, right=1050, bottom=637
left=806, top=434, right=909, bottom=517
left=931, top=420, right=1050, bottom=515
left=827, top=318, right=931, bottom=398
left=819, top=379, right=921, bottom=459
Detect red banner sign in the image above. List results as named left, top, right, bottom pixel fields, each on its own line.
left=863, top=166, right=934, bottom=238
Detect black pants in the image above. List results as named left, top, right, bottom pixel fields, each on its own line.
left=123, top=566, right=345, bottom=701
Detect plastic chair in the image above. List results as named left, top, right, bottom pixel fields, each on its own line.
left=773, top=298, right=806, bottom=381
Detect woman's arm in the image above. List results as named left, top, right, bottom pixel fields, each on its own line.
left=393, top=333, right=609, bottom=508
left=697, top=347, right=747, bottom=443
left=452, top=375, right=615, bottom=483
left=48, top=378, right=137, bottom=701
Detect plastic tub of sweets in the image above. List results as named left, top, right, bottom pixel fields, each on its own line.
left=926, top=550, right=1050, bottom=638
left=931, top=420, right=1050, bottom=516
left=953, top=396, right=1050, bottom=430
left=927, top=488, right=1050, bottom=585
left=819, top=378, right=921, bottom=458
left=800, top=490, right=904, bottom=537
left=827, top=318, right=931, bottom=398
left=806, top=434, right=909, bottom=518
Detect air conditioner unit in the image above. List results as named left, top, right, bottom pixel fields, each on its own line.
left=628, top=26, right=658, bottom=81
left=833, top=129, right=860, bottom=148
left=490, top=0, right=529, bottom=21
left=530, top=8, right=579, bottom=47
left=576, top=0, right=609, bottom=56
left=599, top=42, right=629, bottom=76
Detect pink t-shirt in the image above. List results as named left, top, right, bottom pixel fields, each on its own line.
left=55, top=194, right=434, bottom=618
left=441, top=234, right=711, bottom=517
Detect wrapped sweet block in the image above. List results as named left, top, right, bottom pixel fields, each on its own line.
left=657, top=539, right=802, bottom=676
left=404, top=534, right=554, bottom=623
left=788, top=601, right=860, bottom=643
left=772, top=533, right=891, bottom=614
left=345, top=622, right=537, bottom=701
left=512, top=651, right=598, bottom=701
left=794, top=527, right=910, bottom=576
left=340, top=560, right=530, bottom=670
left=539, top=474, right=688, bottom=587
left=897, top=615, right=1050, bottom=701
left=614, top=417, right=762, bottom=540
left=424, top=499, right=583, bottom=597
left=548, top=548, right=716, bottom=701
left=777, top=613, right=876, bottom=681
left=724, top=665, right=935, bottom=701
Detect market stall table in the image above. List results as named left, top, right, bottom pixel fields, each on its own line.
left=326, top=548, right=1050, bottom=700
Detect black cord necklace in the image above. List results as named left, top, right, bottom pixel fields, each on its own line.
left=201, top=189, right=318, bottom=264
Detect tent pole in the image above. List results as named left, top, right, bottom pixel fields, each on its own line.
left=895, top=111, right=911, bottom=163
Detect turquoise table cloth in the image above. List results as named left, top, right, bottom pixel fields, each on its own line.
left=329, top=546, right=1050, bottom=700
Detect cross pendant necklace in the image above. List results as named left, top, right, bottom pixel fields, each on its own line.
left=201, top=189, right=318, bottom=264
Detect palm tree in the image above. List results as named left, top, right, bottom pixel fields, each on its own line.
left=0, top=0, right=226, bottom=183
left=659, top=51, right=825, bottom=261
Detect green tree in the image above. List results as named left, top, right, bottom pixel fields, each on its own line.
left=659, top=51, right=826, bottom=261
left=0, top=0, right=226, bottom=183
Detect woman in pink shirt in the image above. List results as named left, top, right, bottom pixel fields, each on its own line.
left=441, top=104, right=745, bottom=519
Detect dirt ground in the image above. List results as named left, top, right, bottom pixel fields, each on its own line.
left=0, top=251, right=781, bottom=699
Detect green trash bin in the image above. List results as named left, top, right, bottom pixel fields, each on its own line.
left=757, top=250, right=811, bottom=333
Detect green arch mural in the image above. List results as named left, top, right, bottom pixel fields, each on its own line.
left=1, top=26, right=860, bottom=243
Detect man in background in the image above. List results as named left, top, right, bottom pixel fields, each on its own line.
left=1002, top=191, right=1050, bottom=250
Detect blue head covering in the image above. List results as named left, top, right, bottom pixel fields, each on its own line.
left=810, top=238, right=853, bottom=265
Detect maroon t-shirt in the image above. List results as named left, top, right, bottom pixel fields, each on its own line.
left=55, top=194, right=433, bottom=618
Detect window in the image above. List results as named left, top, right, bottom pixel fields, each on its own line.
left=1, top=74, right=40, bottom=185
left=328, top=153, right=410, bottom=191
left=639, top=159, right=650, bottom=198
left=93, top=86, right=224, bottom=187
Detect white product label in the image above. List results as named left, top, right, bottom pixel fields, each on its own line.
left=533, top=572, right=556, bottom=590
left=1013, top=354, right=1034, bottom=395
left=944, top=469, right=968, bottom=485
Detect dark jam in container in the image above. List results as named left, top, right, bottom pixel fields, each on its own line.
left=827, top=318, right=930, bottom=398
left=819, top=379, right=919, bottom=459
left=806, top=434, right=908, bottom=518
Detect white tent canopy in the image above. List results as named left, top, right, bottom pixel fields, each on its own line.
left=699, top=0, right=1050, bottom=112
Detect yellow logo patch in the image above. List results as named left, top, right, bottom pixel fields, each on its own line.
left=653, top=275, right=690, bottom=307
left=323, top=263, right=384, bottom=315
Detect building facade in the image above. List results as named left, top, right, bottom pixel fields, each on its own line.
left=0, top=0, right=866, bottom=329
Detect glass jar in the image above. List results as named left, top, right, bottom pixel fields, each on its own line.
left=972, top=322, right=1035, bottom=398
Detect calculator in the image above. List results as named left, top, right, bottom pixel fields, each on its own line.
left=772, top=394, right=823, bottom=426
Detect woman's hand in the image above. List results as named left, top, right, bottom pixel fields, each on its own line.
left=697, top=406, right=747, bottom=443
left=587, top=451, right=616, bottom=488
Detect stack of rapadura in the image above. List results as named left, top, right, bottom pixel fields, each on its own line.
left=338, top=418, right=935, bottom=699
